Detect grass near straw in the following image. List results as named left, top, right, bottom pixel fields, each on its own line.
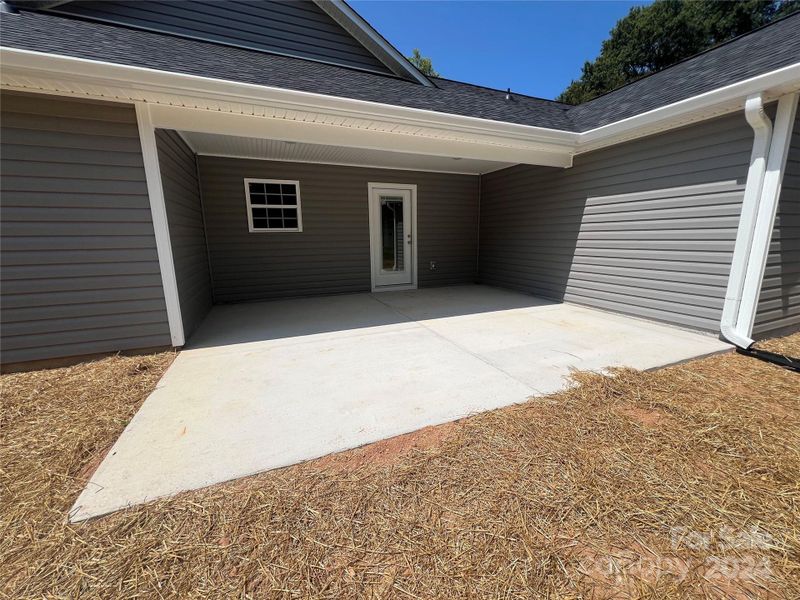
left=1, top=335, right=799, bottom=598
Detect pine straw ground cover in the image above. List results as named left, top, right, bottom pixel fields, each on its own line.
left=1, top=335, right=799, bottom=599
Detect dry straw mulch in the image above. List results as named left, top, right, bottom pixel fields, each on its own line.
left=1, top=335, right=799, bottom=599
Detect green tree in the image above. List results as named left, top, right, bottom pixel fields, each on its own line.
left=557, top=0, right=799, bottom=104
left=407, top=48, right=439, bottom=77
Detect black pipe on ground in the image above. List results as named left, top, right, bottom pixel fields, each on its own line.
left=736, top=346, right=800, bottom=373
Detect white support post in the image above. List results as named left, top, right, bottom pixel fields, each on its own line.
left=736, top=92, right=799, bottom=344
left=135, top=102, right=185, bottom=347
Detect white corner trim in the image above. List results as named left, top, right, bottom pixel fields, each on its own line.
left=367, top=182, right=418, bottom=292
left=720, top=94, right=773, bottom=348
left=174, top=129, right=197, bottom=153
left=734, top=91, right=799, bottom=345
left=135, top=102, right=185, bottom=347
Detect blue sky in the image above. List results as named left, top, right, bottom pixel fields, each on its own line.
left=350, top=1, right=648, bottom=100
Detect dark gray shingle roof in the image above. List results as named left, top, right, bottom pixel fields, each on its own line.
left=1, top=8, right=798, bottom=133
left=0, top=10, right=575, bottom=130
left=567, top=11, right=800, bottom=130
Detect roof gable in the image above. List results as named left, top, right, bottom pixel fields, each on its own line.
left=30, top=0, right=425, bottom=78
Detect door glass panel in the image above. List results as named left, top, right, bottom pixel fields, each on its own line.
left=380, top=196, right=404, bottom=272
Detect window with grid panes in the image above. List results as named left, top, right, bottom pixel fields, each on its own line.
left=244, top=179, right=302, bottom=232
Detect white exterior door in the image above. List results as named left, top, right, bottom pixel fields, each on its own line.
left=369, top=184, right=415, bottom=290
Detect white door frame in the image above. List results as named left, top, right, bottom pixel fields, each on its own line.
left=367, top=182, right=418, bottom=292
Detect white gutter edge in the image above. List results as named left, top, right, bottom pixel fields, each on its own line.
left=2, top=47, right=799, bottom=154
left=719, top=94, right=772, bottom=348
left=0, top=47, right=576, bottom=148
left=733, top=92, right=800, bottom=347
left=579, top=63, right=800, bottom=146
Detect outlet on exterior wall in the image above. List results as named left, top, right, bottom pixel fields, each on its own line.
left=429, top=261, right=437, bottom=271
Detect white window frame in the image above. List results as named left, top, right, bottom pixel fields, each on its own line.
left=244, top=178, right=303, bottom=233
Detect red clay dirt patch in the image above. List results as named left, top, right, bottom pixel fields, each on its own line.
left=616, top=405, right=669, bottom=428
left=75, top=442, right=114, bottom=483
left=310, top=420, right=461, bottom=474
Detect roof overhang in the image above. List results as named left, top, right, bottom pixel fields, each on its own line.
left=1, top=47, right=799, bottom=167
left=577, top=62, right=800, bottom=153
left=0, top=48, right=577, bottom=167
left=314, top=0, right=434, bottom=86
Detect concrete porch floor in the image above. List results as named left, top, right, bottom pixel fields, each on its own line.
left=71, top=285, right=730, bottom=521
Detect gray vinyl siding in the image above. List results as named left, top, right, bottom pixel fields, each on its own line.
left=753, top=113, right=800, bottom=338
left=45, top=0, right=391, bottom=74
left=479, top=112, right=754, bottom=333
left=0, top=92, right=171, bottom=365
left=197, top=157, right=479, bottom=302
left=156, top=130, right=213, bottom=339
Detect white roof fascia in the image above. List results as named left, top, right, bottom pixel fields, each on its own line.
left=314, top=0, right=434, bottom=86
left=0, top=48, right=576, bottom=150
left=577, top=61, right=800, bottom=153
left=2, top=47, right=799, bottom=159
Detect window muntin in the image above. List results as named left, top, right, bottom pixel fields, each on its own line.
left=244, top=179, right=302, bottom=232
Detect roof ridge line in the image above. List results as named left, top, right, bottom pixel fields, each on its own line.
left=431, top=75, right=573, bottom=108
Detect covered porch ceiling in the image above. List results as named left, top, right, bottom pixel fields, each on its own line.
left=178, top=130, right=516, bottom=175
left=146, top=102, right=574, bottom=168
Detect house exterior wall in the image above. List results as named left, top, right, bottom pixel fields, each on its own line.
left=197, top=157, right=479, bottom=302
left=43, top=0, right=391, bottom=74
left=479, top=112, right=755, bottom=333
left=753, top=113, right=800, bottom=338
left=155, top=129, right=213, bottom=339
left=0, top=92, right=171, bottom=365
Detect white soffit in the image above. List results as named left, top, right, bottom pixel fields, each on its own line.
left=181, top=131, right=514, bottom=174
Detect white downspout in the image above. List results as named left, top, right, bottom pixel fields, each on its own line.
left=719, top=94, right=772, bottom=348
left=734, top=92, right=799, bottom=346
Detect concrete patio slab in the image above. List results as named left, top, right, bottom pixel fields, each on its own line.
left=71, top=285, right=730, bottom=521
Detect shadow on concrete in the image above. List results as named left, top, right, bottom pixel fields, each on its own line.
left=185, top=285, right=558, bottom=350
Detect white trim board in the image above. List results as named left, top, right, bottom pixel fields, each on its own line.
left=577, top=62, right=800, bottom=153
left=0, top=48, right=576, bottom=149
left=314, top=0, right=433, bottom=86
left=135, top=103, right=185, bottom=347
left=1, top=47, right=798, bottom=160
